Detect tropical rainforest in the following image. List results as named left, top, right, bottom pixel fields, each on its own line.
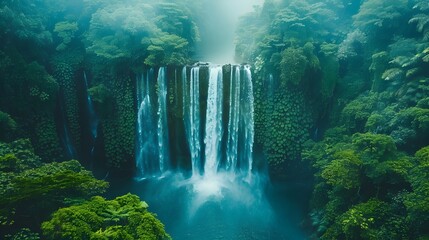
left=1, top=0, right=429, bottom=239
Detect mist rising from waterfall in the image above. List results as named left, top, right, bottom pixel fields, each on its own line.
left=136, top=65, right=254, bottom=178
left=131, top=65, right=308, bottom=239
left=196, top=0, right=264, bottom=63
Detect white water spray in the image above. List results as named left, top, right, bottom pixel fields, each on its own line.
left=157, top=67, right=170, bottom=173
left=204, top=66, right=224, bottom=176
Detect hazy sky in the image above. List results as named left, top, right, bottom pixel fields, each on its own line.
left=197, top=0, right=264, bottom=64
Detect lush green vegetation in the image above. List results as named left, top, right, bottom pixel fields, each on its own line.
left=0, top=139, right=169, bottom=239
left=0, top=1, right=200, bottom=238
left=235, top=0, right=429, bottom=238
left=42, top=194, right=170, bottom=240
left=0, top=0, right=201, bottom=169
left=1, top=0, right=429, bottom=239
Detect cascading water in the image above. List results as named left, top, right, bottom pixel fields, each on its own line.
left=241, top=66, right=254, bottom=176
left=157, top=67, right=170, bottom=174
left=83, top=72, right=99, bottom=159
left=135, top=64, right=254, bottom=179
left=226, top=66, right=241, bottom=172
left=204, top=66, right=224, bottom=176
left=136, top=68, right=171, bottom=178
left=183, top=67, right=202, bottom=176
left=136, top=69, right=159, bottom=177
left=131, top=65, right=309, bottom=240
left=57, top=93, right=76, bottom=159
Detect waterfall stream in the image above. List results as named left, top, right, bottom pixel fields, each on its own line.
left=204, top=66, right=223, bottom=176
left=136, top=69, right=158, bottom=177
left=157, top=67, right=170, bottom=174
left=136, top=65, right=254, bottom=179
left=183, top=67, right=202, bottom=176
left=131, top=65, right=308, bottom=240
left=83, top=72, right=99, bottom=163
left=226, top=66, right=241, bottom=172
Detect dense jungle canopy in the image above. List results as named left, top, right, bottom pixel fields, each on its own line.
left=1, top=0, right=429, bottom=239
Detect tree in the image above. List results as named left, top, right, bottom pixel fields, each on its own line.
left=321, top=150, right=362, bottom=189
left=404, top=146, right=429, bottom=234
left=0, top=139, right=108, bottom=238
left=145, top=33, right=189, bottom=66
left=42, top=194, right=171, bottom=240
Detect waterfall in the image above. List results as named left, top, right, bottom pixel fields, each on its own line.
left=226, top=66, right=254, bottom=175
left=204, top=66, right=224, bottom=176
left=242, top=65, right=254, bottom=175
left=83, top=72, right=99, bottom=159
left=136, top=69, right=159, bottom=177
left=226, top=66, right=241, bottom=171
left=135, top=65, right=254, bottom=178
left=157, top=67, right=170, bottom=173
left=183, top=67, right=202, bottom=176
left=57, top=92, right=76, bottom=159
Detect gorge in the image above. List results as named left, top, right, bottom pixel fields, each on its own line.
left=2, top=0, right=428, bottom=239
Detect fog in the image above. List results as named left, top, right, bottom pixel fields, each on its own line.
left=196, top=0, right=264, bottom=63
left=109, top=171, right=310, bottom=240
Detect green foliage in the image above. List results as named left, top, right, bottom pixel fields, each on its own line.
left=415, top=144, right=429, bottom=165
left=88, top=84, right=111, bottom=104
left=352, top=133, right=397, bottom=160
left=85, top=0, right=198, bottom=63
left=0, top=111, right=17, bottom=141
left=362, top=103, right=429, bottom=149
left=0, top=139, right=43, bottom=172
left=369, top=51, right=389, bottom=91
left=26, top=62, right=59, bottom=104
left=0, top=154, right=18, bottom=172
left=0, top=5, right=52, bottom=45
left=329, top=199, right=390, bottom=240
left=321, top=150, right=362, bottom=189
left=341, top=93, right=379, bottom=132
left=353, top=0, right=408, bottom=32
left=145, top=33, right=189, bottom=66
left=396, top=107, right=429, bottom=133
left=319, top=43, right=339, bottom=100
left=154, top=2, right=200, bottom=45
left=409, top=0, right=429, bottom=40
left=4, top=228, right=40, bottom=240
left=271, top=1, right=338, bottom=43
left=53, top=60, right=81, bottom=150
left=101, top=76, right=136, bottom=168
left=280, top=47, right=308, bottom=86
left=254, top=86, right=312, bottom=175
left=337, top=30, right=367, bottom=60
left=32, top=114, right=64, bottom=161
left=42, top=194, right=171, bottom=240
left=305, top=130, right=417, bottom=238
left=352, top=133, right=407, bottom=184
left=4, top=160, right=108, bottom=205
left=0, top=139, right=108, bottom=238
left=385, top=107, right=429, bottom=149
left=86, top=2, right=158, bottom=59
left=417, top=97, right=429, bottom=108
left=237, top=0, right=429, bottom=239
left=404, top=146, right=429, bottom=231
left=53, top=21, right=78, bottom=51
left=381, top=68, right=404, bottom=81
left=278, top=43, right=321, bottom=89
left=0, top=51, right=59, bottom=118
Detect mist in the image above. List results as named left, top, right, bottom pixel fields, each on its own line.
left=196, top=0, right=264, bottom=63
left=109, top=171, right=310, bottom=240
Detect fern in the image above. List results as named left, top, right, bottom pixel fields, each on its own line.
left=409, top=14, right=429, bottom=33
left=413, top=1, right=429, bottom=11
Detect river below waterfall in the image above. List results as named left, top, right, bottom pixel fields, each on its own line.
left=109, top=175, right=312, bottom=240
left=124, top=64, right=311, bottom=239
